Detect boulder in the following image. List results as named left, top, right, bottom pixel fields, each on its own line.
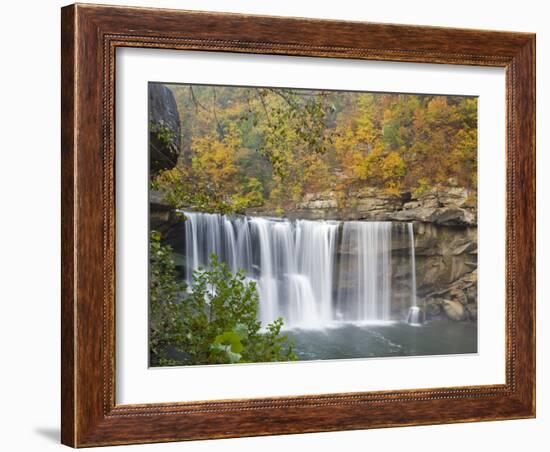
left=465, top=285, right=477, bottom=304
left=387, top=207, right=436, bottom=223
left=438, top=187, right=471, bottom=208
left=149, top=84, right=181, bottom=174
left=466, top=303, right=478, bottom=321
left=431, top=207, right=476, bottom=226
left=425, top=299, right=442, bottom=318
left=442, top=299, right=467, bottom=321
left=448, top=288, right=468, bottom=305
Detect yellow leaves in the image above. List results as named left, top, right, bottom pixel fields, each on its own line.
left=333, top=126, right=354, bottom=153
left=356, top=145, right=382, bottom=180
left=355, top=94, right=379, bottom=143
left=191, top=134, right=238, bottom=185
left=384, top=185, right=402, bottom=196
left=355, top=119, right=376, bottom=143
left=412, top=178, right=431, bottom=196
left=338, top=149, right=365, bottom=181
left=453, top=128, right=477, bottom=158
left=154, top=167, right=181, bottom=185
left=162, top=123, right=267, bottom=213
left=354, top=147, right=406, bottom=191
left=470, top=172, right=477, bottom=189
left=333, top=120, right=378, bottom=184
left=426, top=96, right=452, bottom=122
left=447, top=127, right=477, bottom=185
left=333, top=112, right=407, bottom=190
left=158, top=85, right=479, bottom=214
left=381, top=151, right=406, bottom=180
left=231, top=177, right=265, bottom=210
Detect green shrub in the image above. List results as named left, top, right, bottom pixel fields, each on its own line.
left=149, top=232, right=297, bottom=366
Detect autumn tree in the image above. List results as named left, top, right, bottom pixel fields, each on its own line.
left=150, top=84, right=478, bottom=214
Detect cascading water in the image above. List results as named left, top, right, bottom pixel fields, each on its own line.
left=408, top=222, right=417, bottom=309
left=295, top=220, right=339, bottom=324
left=179, top=211, right=417, bottom=329
left=336, top=222, right=392, bottom=322
left=405, top=222, right=423, bottom=326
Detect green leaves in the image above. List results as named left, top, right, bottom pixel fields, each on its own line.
left=149, top=237, right=296, bottom=366
left=232, top=323, right=249, bottom=341
left=213, top=330, right=244, bottom=354
left=150, top=119, right=178, bottom=147
left=210, top=325, right=248, bottom=363
left=148, top=231, right=189, bottom=364
left=210, top=343, right=242, bottom=364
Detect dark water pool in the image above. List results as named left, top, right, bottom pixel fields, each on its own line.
left=285, top=320, right=477, bottom=361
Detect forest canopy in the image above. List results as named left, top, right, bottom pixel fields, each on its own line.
left=150, top=84, right=477, bottom=215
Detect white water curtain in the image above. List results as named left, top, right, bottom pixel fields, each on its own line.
left=180, top=211, right=411, bottom=328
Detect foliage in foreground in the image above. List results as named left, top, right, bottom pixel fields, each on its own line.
left=149, top=231, right=297, bottom=366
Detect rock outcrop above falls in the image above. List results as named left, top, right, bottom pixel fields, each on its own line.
left=293, top=186, right=476, bottom=226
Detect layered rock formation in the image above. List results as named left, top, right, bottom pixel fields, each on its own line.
left=292, top=185, right=476, bottom=226
left=149, top=83, right=181, bottom=175
left=262, top=185, right=478, bottom=322
left=152, top=184, right=478, bottom=323
left=392, top=222, right=477, bottom=321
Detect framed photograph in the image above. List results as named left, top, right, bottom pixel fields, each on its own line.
left=61, top=3, right=535, bottom=447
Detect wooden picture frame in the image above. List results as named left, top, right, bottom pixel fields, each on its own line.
left=61, top=3, right=535, bottom=447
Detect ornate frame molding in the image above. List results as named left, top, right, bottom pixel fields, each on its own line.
left=62, top=4, right=535, bottom=447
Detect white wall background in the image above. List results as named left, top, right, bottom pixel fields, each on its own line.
left=0, top=1, right=546, bottom=451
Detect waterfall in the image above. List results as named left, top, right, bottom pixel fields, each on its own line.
left=408, top=223, right=417, bottom=308
left=406, top=222, right=422, bottom=326
left=336, top=222, right=392, bottom=322
left=182, top=212, right=204, bottom=283
left=295, top=220, right=339, bottom=324
left=178, top=211, right=416, bottom=329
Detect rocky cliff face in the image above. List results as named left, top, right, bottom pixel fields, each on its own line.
left=291, top=185, right=476, bottom=226
left=392, top=221, right=477, bottom=321
left=152, top=185, right=478, bottom=323
left=277, top=185, right=477, bottom=322
left=149, top=84, right=181, bottom=175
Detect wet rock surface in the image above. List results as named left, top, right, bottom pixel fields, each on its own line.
left=288, top=186, right=478, bottom=322
left=151, top=184, right=478, bottom=323
left=423, top=269, right=478, bottom=322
